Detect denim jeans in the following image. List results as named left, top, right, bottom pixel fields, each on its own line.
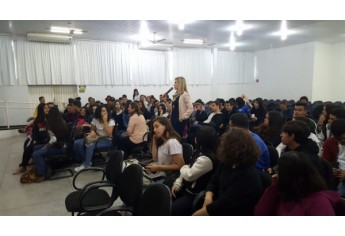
left=73, top=138, right=112, bottom=166
left=32, top=144, right=66, bottom=176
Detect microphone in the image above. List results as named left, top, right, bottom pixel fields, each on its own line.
left=165, top=87, right=174, bottom=95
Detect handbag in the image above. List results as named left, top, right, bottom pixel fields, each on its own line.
left=84, top=131, right=100, bottom=145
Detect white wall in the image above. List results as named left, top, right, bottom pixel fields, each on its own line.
left=0, top=86, right=31, bottom=127
left=312, top=42, right=334, bottom=102
left=254, top=42, right=315, bottom=100
left=330, top=42, right=345, bottom=102
left=77, top=85, right=214, bottom=105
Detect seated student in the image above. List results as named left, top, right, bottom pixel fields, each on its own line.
left=316, top=104, right=338, bottom=142
left=171, top=126, right=219, bottom=216
left=117, top=102, right=147, bottom=159
left=280, top=120, right=334, bottom=189
left=192, top=127, right=264, bottom=216
left=255, top=151, right=340, bottom=216
left=250, top=98, right=267, bottom=129
left=230, top=113, right=270, bottom=171
left=236, top=96, right=251, bottom=118
left=293, top=102, right=317, bottom=134
left=323, top=119, right=345, bottom=197
left=279, top=100, right=293, bottom=122
left=22, top=107, right=68, bottom=183
left=154, top=103, right=169, bottom=119
left=145, top=117, right=185, bottom=182
left=190, top=99, right=207, bottom=125
left=13, top=103, right=49, bottom=174
left=187, top=100, right=223, bottom=147
left=74, top=105, right=115, bottom=171
left=254, top=111, right=284, bottom=148
left=223, top=99, right=238, bottom=129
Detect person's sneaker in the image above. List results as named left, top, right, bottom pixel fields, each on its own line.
left=74, top=164, right=90, bottom=172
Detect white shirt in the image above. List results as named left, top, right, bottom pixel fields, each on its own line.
left=91, top=118, right=115, bottom=137
left=157, top=138, right=182, bottom=165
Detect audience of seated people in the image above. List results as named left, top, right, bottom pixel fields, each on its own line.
left=192, top=127, right=264, bottom=216
left=171, top=126, right=219, bottom=216
left=73, top=105, right=115, bottom=171
left=14, top=92, right=345, bottom=215
left=279, top=120, right=334, bottom=189
left=255, top=151, right=340, bottom=216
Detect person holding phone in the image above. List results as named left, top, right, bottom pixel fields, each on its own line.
left=146, top=117, right=184, bottom=182
left=73, top=105, right=115, bottom=172
left=162, top=77, right=193, bottom=137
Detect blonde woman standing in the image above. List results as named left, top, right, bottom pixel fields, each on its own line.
left=163, top=77, right=193, bottom=137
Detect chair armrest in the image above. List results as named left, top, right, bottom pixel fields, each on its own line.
left=191, top=190, right=206, bottom=213
left=72, top=167, right=105, bottom=190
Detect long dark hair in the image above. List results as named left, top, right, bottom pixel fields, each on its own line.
left=152, top=116, right=180, bottom=147
left=278, top=151, right=327, bottom=202
left=34, top=103, right=47, bottom=124
left=94, top=105, right=111, bottom=122
left=192, top=126, right=219, bottom=164
left=46, top=107, right=68, bottom=141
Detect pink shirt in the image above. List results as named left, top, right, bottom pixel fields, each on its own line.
left=127, top=114, right=147, bottom=144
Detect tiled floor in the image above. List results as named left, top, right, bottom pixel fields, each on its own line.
left=0, top=134, right=121, bottom=216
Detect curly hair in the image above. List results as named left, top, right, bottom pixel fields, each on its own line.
left=217, top=127, right=260, bottom=167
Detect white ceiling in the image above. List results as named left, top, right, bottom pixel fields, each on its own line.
left=1, top=20, right=345, bottom=51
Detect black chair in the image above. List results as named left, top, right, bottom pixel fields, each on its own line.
left=182, top=143, right=194, bottom=165
left=96, top=164, right=144, bottom=216
left=191, top=190, right=206, bottom=213
left=65, top=150, right=124, bottom=216
left=98, top=183, right=171, bottom=216
left=44, top=126, right=75, bottom=180
left=334, top=198, right=345, bottom=216
left=131, top=130, right=152, bottom=161
left=266, top=145, right=279, bottom=169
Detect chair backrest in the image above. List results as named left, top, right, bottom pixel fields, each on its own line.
left=105, top=150, right=124, bottom=186
left=182, top=143, right=193, bottom=165
left=118, top=164, right=143, bottom=209
left=266, top=145, right=279, bottom=168
left=334, top=198, right=345, bottom=216
left=137, top=184, right=172, bottom=216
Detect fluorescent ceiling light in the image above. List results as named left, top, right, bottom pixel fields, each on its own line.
left=280, top=20, right=287, bottom=40
left=182, top=39, right=204, bottom=44
left=50, top=26, right=83, bottom=35
left=229, top=21, right=252, bottom=36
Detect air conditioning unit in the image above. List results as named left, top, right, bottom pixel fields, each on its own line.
left=137, top=42, right=173, bottom=51
left=27, top=33, right=73, bottom=44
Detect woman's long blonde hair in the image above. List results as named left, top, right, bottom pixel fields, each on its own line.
left=173, top=77, right=188, bottom=100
